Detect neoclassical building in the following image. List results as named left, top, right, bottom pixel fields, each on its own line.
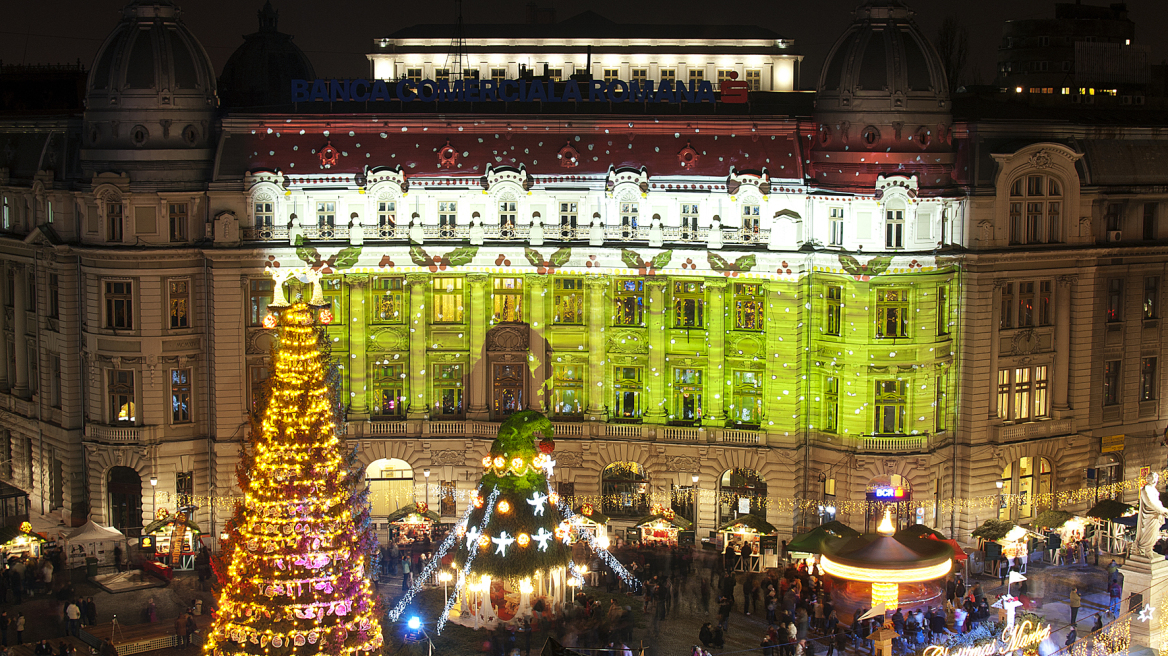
left=0, top=0, right=1163, bottom=549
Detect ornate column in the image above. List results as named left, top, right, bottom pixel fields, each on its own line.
left=705, top=279, right=728, bottom=423
left=407, top=274, right=428, bottom=418
left=467, top=274, right=490, bottom=420
left=988, top=280, right=1004, bottom=418
left=644, top=279, right=668, bottom=421
left=1053, top=275, right=1076, bottom=412
left=347, top=275, right=369, bottom=417
left=585, top=276, right=608, bottom=417
left=526, top=275, right=548, bottom=412
left=12, top=266, right=28, bottom=398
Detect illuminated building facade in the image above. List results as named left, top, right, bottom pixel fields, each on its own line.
left=0, top=0, right=1162, bottom=547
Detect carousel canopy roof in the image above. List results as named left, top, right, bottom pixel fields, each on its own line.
left=896, top=524, right=946, bottom=540
left=717, top=514, right=777, bottom=535
left=633, top=512, right=693, bottom=530
left=143, top=515, right=201, bottom=535
left=0, top=525, right=44, bottom=545
left=788, top=521, right=861, bottom=554
left=822, top=531, right=953, bottom=570
left=386, top=507, right=441, bottom=524
left=66, top=520, right=124, bottom=542
left=573, top=507, right=610, bottom=525
left=1087, top=499, right=1135, bottom=520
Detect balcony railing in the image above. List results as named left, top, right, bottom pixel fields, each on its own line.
left=993, top=418, right=1075, bottom=444
left=85, top=424, right=144, bottom=443
left=861, top=435, right=928, bottom=452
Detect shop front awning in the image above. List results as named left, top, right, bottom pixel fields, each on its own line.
left=717, top=514, right=777, bottom=535
left=143, top=516, right=201, bottom=535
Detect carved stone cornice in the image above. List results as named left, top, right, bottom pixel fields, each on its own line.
left=583, top=275, right=609, bottom=290
left=466, top=273, right=489, bottom=288
left=405, top=273, right=429, bottom=287
left=1056, top=274, right=1078, bottom=288
left=346, top=274, right=369, bottom=289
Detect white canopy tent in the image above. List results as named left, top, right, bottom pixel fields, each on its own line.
left=65, top=520, right=125, bottom=568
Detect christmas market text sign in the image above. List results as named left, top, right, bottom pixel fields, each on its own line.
left=922, top=621, right=1051, bottom=656
left=291, top=77, right=751, bottom=104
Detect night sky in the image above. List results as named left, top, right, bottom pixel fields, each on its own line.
left=2, top=0, right=1166, bottom=89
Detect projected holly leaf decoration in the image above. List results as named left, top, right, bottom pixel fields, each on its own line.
left=443, top=246, right=478, bottom=267
left=839, top=253, right=893, bottom=281
left=707, top=252, right=755, bottom=277
left=409, top=245, right=432, bottom=268
left=331, top=247, right=362, bottom=270
left=649, top=251, right=673, bottom=270
left=620, top=249, right=645, bottom=270
left=549, top=247, right=572, bottom=267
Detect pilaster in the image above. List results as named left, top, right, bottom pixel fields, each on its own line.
left=1053, top=274, right=1076, bottom=413
left=12, top=266, right=28, bottom=398
left=407, top=274, right=428, bottom=418
left=645, top=279, right=667, bottom=421
left=467, top=274, right=489, bottom=420
left=526, top=274, right=548, bottom=412
left=0, top=264, right=8, bottom=390
left=347, top=275, right=369, bottom=417
left=585, top=276, right=608, bottom=417
left=989, top=279, right=1004, bottom=418
left=705, top=278, right=728, bottom=423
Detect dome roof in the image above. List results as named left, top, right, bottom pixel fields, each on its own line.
left=219, top=2, right=316, bottom=109
left=86, top=0, right=217, bottom=111
left=816, top=0, right=948, bottom=113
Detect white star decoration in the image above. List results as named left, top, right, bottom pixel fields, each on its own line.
left=527, top=492, right=549, bottom=516
left=1140, top=605, right=1155, bottom=623
left=542, top=457, right=557, bottom=478
left=465, top=526, right=482, bottom=550
left=533, top=527, right=554, bottom=552
left=492, top=531, right=516, bottom=556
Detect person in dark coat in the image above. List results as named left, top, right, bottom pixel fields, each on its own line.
left=699, top=623, right=715, bottom=649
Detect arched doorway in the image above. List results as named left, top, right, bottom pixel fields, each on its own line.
left=998, top=457, right=1053, bottom=521
left=601, top=462, right=649, bottom=518
left=365, top=458, right=414, bottom=518
left=719, top=469, right=768, bottom=524
left=107, top=467, right=142, bottom=537
left=865, top=474, right=912, bottom=532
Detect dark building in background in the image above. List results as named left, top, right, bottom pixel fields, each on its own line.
left=218, top=1, right=315, bottom=109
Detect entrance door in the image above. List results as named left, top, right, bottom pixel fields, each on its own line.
left=108, top=467, right=142, bottom=537
left=492, top=363, right=524, bottom=419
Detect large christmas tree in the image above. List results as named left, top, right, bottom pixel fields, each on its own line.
left=205, top=301, right=383, bottom=656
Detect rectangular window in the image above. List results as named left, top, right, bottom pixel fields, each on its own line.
left=885, top=209, right=904, bottom=248
left=742, top=203, right=761, bottom=239
left=171, top=368, right=192, bottom=423
left=1039, top=281, right=1053, bottom=326
left=1107, top=278, right=1123, bottom=322
left=997, top=365, right=1049, bottom=421
left=997, top=369, right=1011, bottom=420
left=1141, top=358, right=1158, bottom=401
left=603, top=68, right=619, bottom=83
left=733, top=283, right=764, bottom=330
left=745, top=69, right=761, bottom=91
left=432, top=277, right=464, bottom=323
left=937, top=286, right=949, bottom=335
left=1105, top=203, right=1121, bottom=232
left=1034, top=366, right=1050, bottom=417
left=1144, top=203, right=1157, bottom=240
left=1009, top=202, right=1022, bottom=244
left=107, top=202, right=123, bottom=242
left=50, top=354, right=61, bottom=409
left=105, top=281, right=133, bottom=329
left=497, top=200, right=516, bottom=238
left=829, top=207, right=844, bottom=245
left=493, top=277, right=523, bottom=322
left=553, top=278, right=584, bottom=325
left=371, top=277, right=404, bottom=323
left=681, top=203, right=700, bottom=240
left=1, top=197, right=7, bottom=230
left=434, top=364, right=464, bottom=417
left=673, top=368, right=703, bottom=422
left=439, top=481, right=456, bottom=516
left=1145, top=277, right=1159, bottom=319
left=431, top=200, right=456, bottom=238
left=1017, top=281, right=1035, bottom=327
left=545, top=68, right=562, bottom=82
left=176, top=472, right=194, bottom=503
left=559, top=202, right=577, bottom=239
left=673, top=281, right=705, bottom=327
left=168, top=279, right=190, bottom=329
left=873, top=380, right=906, bottom=434
left=249, top=279, right=274, bottom=327
left=1014, top=367, right=1032, bottom=420
left=46, top=201, right=53, bottom=224
left=613, top=366, right=643, bottom=419
left=316, top=201, right=335, bottom=236
left=826, top=285, right=842, bottom=336
left=730, top=370, right=763, bottom=426
left=249, top=363, right=269, bottom=415
left=1103, top=360, right=1120, bottom=406
left=493, top=363, right=524, bottom=418
left=377, top=200, right=396, bottom=238
left=434, top=68, right=450, bottom=83
left=1000, top=282, right=1014, bottom=329
left=372, top=363, right=405, bottom=417
left=168, top=203, right=187, bottom=242
left=688, top=68, right=704, bottom=84
left=935, top=374, right=948, bottom=432
left=48, top=273, right=59, bottom=319
left=491, top=68, right=506, bottom=84
left=109, top=370, right=135, bottom=424
left=824, top=375, right=839, bottom=433
left=631, top=68, right=647, bottom=84
left=254, top=199, right=274, bottom=230
left=614, top=279, right=644, bottom=326
left=406, top=68, right=422, bottom=83
left=875, top=288, right=909, bottom=337
left=659, top=69, right=676, bottom=84
left=550, top=364, right=584, bottom=416
left=619, top=201, right=639, bottom=237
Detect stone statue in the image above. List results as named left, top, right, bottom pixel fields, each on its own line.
left=408, top=218, right=424, bottom=245
left=468, top=219, right=484, bottom=245
left=589, top=216, right=605, bottom=246
left=648, top=215, right=663, bottom=247
left=529, top=214, right=544, bottom=246
left=1135, top=472, right=1168, bottom=557
left=708, top=215, right=723, bottom=250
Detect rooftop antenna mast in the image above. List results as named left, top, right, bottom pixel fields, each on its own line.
left=443, top=0, right=470, bottom=80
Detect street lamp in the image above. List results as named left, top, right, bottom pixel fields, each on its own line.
left=995, top=480, right=1004, bottom=520
left=150, top=476, right=158, bottom=519
left=423, top=469, right=431, bottom=509
left=691, top=474, right=700, bottom=536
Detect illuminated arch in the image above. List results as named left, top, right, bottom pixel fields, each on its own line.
left=718, top=468, right=768, bottom=524
left=601, top=461, right=649, bottom=518
left=366, top=457, right=415, bottom=517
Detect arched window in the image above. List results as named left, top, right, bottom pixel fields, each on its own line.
left=602, top=462, right=649, bottom=518
left=365, top=458, right=414, bottom=517
left=719, top=468, right=767, bottom=524
left=107, top=466, right=142, bottom=537
left=865, top=474, right=912, bottom=532
left=998, top=456, right=1053, bottom=521
left=1009, top=174, right=1061, bottom=245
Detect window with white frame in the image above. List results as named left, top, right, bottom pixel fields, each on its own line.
left=559, top=202, right=577, bottom=239
left=377, top=198, right=396, bottom=238
left=631, top=68, right=647, bottom=85
left=620, top=199, right=639, bottom=238
left=681, top=203, right=699, bottom=240
left=741, top=202, right=760, bottom=241
left=1009, top=174, right=1062, bottom=244
left=498, top=199, right=516, bottom=238
left=659, top=69, right=676, bottom=84
left=171, top=368, right=191, bottom=423
left=439, top=201, right=457, bottom=238
left=316, top=201, right=335, bottom=236
left=745, top=69, right=761, bottom=91
left=688, top=68, right=704, bottom=84
left=254, top=196, right=274, bottom=235
left=829, top=207, right=844, bottom=245
left=885, top=202, right=904, bottom=249
left=109, top=370, right=136, bottom=424
left=997, top=365, right=1050, bottom=421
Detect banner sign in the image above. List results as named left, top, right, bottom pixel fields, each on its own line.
left=292, top=77, right=750, bottom=104
left=170, top=512, right=188, bottom=564
left=922, top=620, right=1051, bottom=656
left=1101, top=434, right=1125, bottom=453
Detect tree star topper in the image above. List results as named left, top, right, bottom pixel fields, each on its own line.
left=492, top=531, right=516, bottom=556
left=527, top=492, right=549, bottom=516
left=533, top=527, right=554, bottom=552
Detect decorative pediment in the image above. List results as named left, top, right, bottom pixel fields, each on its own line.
left=607, top=328, right=648, bottom=354
left=486, top=325, right=529, bottom=352
left=874, top=174, right=918, bottom=200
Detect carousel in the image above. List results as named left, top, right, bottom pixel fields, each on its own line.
left=141, top=509, right=201, bottom=571
left=0, top=521, right=45, bottom=559
left=633, top=505, right=693, bottom=546
left=718, top=514, right=779, bottom=571
left=820, top=510, right=953, bottom=615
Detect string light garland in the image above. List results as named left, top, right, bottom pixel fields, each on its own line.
left=556, top=496, right=642, bottom=593
left=436, top=486, right=501, bottom=634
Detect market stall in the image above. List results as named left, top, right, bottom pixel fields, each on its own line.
left=718, top=514, right=779, bottom=571
left=141, top=511, right=201, bottom=571
left=0, top=521, right=45, bottom=559
left=569, top=504, right=609, bottom=544
left=632, top=506, right=692, bottom=546
left=64, top=520, right=125, bottom=569
left=1087, top=499, right=1136, bottom=557
left=386, top=501, right=440, bottom=547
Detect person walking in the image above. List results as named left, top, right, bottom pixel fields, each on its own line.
left=14, top=614, right=23, bottom=646
left=63, top=601, right=81, bottom=638
left=1069, top=588, right=1081, bottom=625
left=1108, top=580, right=1122, bottom=617
left=174, top=611, right=188, bottom=648
left=84, top=598, right=97, bottom=627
